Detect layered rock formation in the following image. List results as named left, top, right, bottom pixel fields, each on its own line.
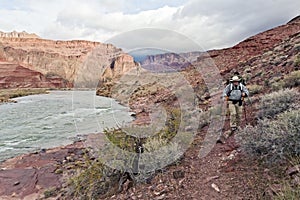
left=141, top=51, right=202, bottom=71
left=0, top=62, right=70, bottom=88
left=0, top=30, right=40, bottom=39
left=0, top=32, right=138, bottom=89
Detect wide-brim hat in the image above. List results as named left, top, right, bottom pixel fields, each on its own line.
left=230, top=76, right=241, bottom=82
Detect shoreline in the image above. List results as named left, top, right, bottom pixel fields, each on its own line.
left=0, top=88, right=136, bottom=163
left=0, top=87, right=77, bottom=103
left=0, top=87, right=144, bottom=199
left=0, top=88, right=50, bottom=103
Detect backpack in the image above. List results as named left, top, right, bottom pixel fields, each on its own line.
left=228, top=83, right=243, bottom=101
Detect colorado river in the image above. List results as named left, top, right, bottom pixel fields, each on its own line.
left=0, top=90, right=133, bottom=162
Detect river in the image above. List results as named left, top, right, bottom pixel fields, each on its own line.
left=0, top=90, right=134, bottom=162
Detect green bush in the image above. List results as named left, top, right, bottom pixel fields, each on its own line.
left=236, top=109, right=300, bottom=163
left=257, top=88, right=300, bottom=119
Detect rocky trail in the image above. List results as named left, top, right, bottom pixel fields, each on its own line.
left=105, top=104, right=271, bottom=200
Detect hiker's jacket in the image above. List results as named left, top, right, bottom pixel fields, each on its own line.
left=223, top=83, right=249, bottom=105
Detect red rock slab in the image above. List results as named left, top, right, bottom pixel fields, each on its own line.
left=0, top=165, right=60, bottom=198
left=0, top=141, right=85, bottom=199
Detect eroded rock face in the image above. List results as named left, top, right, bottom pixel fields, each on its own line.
left=102, top=54, right=138, bottom=80
left=0, top=62, right=70, bottom=88
left=0, top=36, right=137, bottom=89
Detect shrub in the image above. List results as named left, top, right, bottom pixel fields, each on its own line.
left=294, top=55, right=300, bottom=68
left=143, top=135, right=168, bottom=152
left=68, top=105, right=185, bottom=196
left=247, top=84, right=263, bottom=95
left=274, top=180, right=300, bottom=200
left=236, top=109, right=300, bottom=163
left=271, top=80, right=284, bottom=91
left=257, top=88, right=300, bottom=119
left=69, top=156, right=123, bottom=199
left=43, top=188, right=57, bottom=198
left=283, top=70, right=300, bottom=88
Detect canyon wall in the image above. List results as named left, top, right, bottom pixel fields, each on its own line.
left=0, top=31, right=138, bottom=89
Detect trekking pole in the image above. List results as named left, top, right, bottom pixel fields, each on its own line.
left=242, top=96, right=247, bottom=125
left=226, top=96, right=229, bottom=116
left=247, top=96, right=252, bottom=105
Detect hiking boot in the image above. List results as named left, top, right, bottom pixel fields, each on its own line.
left=224, top=130, right=232, bottom=138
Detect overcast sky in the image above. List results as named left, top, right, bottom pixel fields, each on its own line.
left=0, top=0, right=299, bottom=52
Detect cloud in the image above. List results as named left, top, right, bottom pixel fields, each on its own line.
left=0, top=0, right=299, bottom=52
left=176, top=0, right=300, bottom=48
left=106, top=28, right=202, bottom=53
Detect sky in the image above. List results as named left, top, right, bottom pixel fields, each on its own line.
left=0, top=0, right=299, bottom=53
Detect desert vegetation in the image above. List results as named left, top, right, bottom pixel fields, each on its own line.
left=67, top=106, right=184, bottom=199
left=0, top=88, right=48, bottom=102
left=236, top=88, right=300, bottom=198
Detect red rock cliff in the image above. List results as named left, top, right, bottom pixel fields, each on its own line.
left=0, top=61, right=69, bottom=88
left=0, top=32, right=137, bottom=89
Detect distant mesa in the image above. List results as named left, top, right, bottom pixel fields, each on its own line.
left=0, top=30, right=40, bottom=39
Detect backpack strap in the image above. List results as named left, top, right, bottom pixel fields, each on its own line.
left=238, top=83, right=243, bottom=91
left=228, top=83, right=243, bottom=96
left=227, top=83, right=233, bottom=96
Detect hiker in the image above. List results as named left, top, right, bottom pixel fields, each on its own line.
left=223, top=75, right=249, bottom=132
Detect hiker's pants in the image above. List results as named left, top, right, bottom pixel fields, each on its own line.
left=228, top=101, right=242, bottom=128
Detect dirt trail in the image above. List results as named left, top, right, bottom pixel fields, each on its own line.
left=106, top=110, right=269, bottom=200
